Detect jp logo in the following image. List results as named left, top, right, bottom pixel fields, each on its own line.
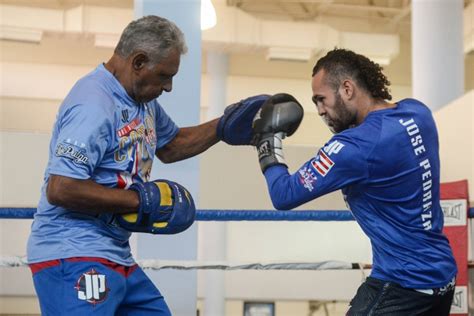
left=74, top=269, right=109, bottom=305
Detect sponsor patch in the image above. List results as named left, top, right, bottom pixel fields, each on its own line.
left=311, top=150, right=334, bottom=177
left=298, top=167, right=317, bottom=192
left=74, top=269, right=109, bottom=305
left=55, top=143, right=89, bottom=165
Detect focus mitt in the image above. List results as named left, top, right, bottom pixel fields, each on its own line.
left=117, top=179, right=196, bottom=234
left=217, top=94, right=270, bottom=145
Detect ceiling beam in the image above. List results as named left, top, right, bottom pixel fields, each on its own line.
left=388, top=1, right=411, bottom=28
left=231, top=1, right=405, bottom=15
left=309, top=3, right=404, bottom=14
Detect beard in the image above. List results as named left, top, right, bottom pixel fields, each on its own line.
left=325, top=92, right=357, bottom=134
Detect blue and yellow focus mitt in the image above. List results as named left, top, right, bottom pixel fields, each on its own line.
left=117, top=179, right=196, bottom=234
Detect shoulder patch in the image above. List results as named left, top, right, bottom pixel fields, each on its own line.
left=311, top=150, right=334, bottom=177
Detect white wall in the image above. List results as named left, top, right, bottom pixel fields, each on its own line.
left=434, top=90, right=474, bottom=199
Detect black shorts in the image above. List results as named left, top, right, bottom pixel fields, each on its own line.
left=347, top=277, right=455, bottom=316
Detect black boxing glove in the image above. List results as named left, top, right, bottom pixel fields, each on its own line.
left=252, top=93, right=304, bottom=172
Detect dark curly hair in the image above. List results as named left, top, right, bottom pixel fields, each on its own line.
left=312, top=48, right=392, bottom=101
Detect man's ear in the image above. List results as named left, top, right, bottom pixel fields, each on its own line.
left=340, top=79, right=355, bottom=100
left=131, top=52, right=149, bottom=71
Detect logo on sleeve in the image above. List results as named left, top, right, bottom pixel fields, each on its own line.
left=75, top=269, right=109, bottom=305
left=257, top=140, right=272, bottom=159
left=311, top=150, right=334, bottom=177
left=298, top=167, right=317, bottom=192
left=324, top=140, right=345, bottom=155
left=55, top=142, right=89, bottom=165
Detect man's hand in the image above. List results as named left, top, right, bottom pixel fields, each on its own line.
left=252, top=93, right=304, bottom=172
left=117, top=179, right=196, bottom=234
left=217, top=94, right=270, bottom=145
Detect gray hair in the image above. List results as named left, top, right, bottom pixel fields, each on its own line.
left=115, top=15, right=188, bottom=65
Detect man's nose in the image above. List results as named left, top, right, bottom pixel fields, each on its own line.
left=316, top=104, right=326, bottom=116
left=163, top=80, right=172, bottom=92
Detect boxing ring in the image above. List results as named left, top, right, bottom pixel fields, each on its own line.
left=1, top=208, right=363, bottom=270
left=0, top=180, right=471, bottom=315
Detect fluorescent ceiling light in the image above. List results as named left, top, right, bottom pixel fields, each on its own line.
left=201, top=0, right=216, bottom=31
left=266, top=47, right=313, bottom=62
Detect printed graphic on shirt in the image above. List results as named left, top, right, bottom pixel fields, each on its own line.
left=117, top=117, right=140, bottom=138
left=298, top=167, right=317, bottom=192
left=323, top=140, right=345, bottom=155
left=311, top=140, right=345, bottom=177
left=114, top=107, right=157, bottom=187
left=121, top=109, right=129, bottom=123
left=55, top=140, right=89, bottom=165
left=74, top=269, right=109, bottom=305
left=311, top=150, right=334, bottom=177
left=399, top=117, right=433, bottom=231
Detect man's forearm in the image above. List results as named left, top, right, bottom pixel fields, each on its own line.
left=47, top=175, right=139, bottom=215
left=156, top=119, right=220, bottom=163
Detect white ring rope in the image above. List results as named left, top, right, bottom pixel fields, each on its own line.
left=1, top=256, right=369, bottom=271
left=139, top=260, right=355, bottom=271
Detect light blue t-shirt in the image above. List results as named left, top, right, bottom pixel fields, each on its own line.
left=27, top=64, right=179, bottom=266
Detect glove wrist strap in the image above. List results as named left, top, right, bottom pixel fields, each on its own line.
left=257, top=132, right=287, bottom=173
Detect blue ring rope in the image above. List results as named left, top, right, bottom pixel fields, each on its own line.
left=1, top=207, right=473, bottom=221
left=0, top=207, right=354, bottom=221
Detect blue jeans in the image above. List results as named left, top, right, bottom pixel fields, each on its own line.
left=347, top=277, right=455, bottom=315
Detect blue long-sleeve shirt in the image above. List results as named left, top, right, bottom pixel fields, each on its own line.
left=264, top=98, right=457, bottom=289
